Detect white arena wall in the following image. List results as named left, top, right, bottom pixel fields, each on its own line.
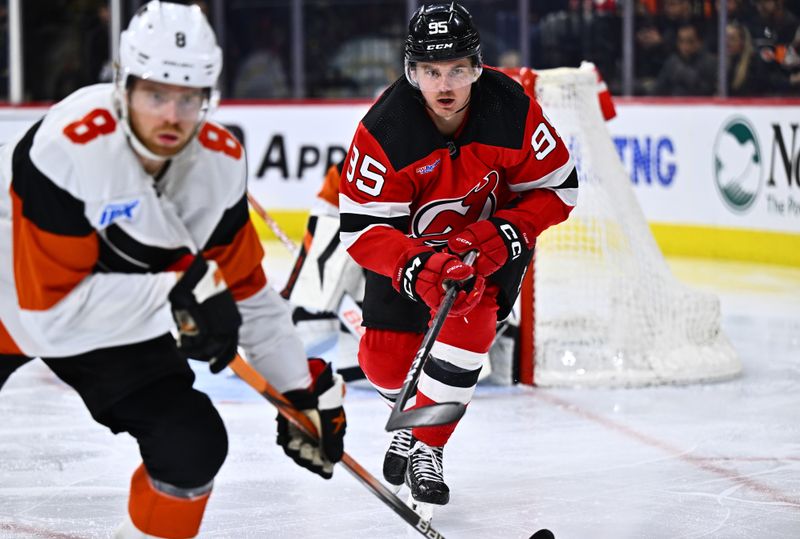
left=1, top=98, right=798, bottom=266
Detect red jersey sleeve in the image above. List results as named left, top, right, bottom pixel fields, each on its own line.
left=495, top=97, right=578, bottom=243
left=339, top=123, right=421, bottom=278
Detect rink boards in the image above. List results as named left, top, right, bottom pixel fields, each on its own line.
left=0, top=98, right=798, bottom=265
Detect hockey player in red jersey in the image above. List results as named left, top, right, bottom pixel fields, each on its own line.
left=340, top=2, right=577, bottom=518
left=0, top=2, right=345, bottom=538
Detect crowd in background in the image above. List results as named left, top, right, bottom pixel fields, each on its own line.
left=0, top=0, right=798, bottom=102
left=572, top=0, right=800, bottom=96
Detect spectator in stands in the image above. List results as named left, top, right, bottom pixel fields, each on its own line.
left=705, top=0, right=754, bottom=53
left=654, top=22, right=718, bottom=95
left=726, top=21, right=768, bottom=95
left=748, top=0, right=799, bottom=92
left=658, top=0, right=698, bottom=53
left=232, top=17, right=290, bottom=98
left=83, top=3, right=112, bottom=85
left=783, top=26, right=800, bottom=89
left=750, top=0, right=799, bottom=52
left=635, top=16, right=669, bottom=94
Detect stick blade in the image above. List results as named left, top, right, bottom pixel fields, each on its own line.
left=385, top=402, right=466, bottom=431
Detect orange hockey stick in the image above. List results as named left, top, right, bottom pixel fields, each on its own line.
left=229, top=355, right=446, bottom=538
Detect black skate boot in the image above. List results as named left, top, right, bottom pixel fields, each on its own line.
left=383, top=428, right=412, bottom=492
left=405, top=437, right=449, bottom=521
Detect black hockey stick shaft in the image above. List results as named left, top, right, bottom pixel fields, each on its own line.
left=229, top=355, right=446, bottom=539
left=384, top=251, right=476, bottom=432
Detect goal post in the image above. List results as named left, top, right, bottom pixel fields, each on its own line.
left=509, top=64, right=741, bottom=387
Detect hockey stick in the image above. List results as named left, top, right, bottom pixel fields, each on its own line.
left=246, top=192, right=366, bottom=342
left=247, top=192, right=300, bottom=257
left=384, top=251, right=476, bottom=432
left=228, top=355, right=446, bottom=539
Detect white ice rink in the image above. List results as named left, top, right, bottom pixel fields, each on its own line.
left=1, top=244, right=799, bottom=539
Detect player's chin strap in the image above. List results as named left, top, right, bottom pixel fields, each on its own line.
left=122, top=122, right=170, bottom=162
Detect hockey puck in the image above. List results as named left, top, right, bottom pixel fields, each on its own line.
left=529, top=529, right=555, bottom=539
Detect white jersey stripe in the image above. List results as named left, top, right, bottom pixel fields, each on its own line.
left=431, top=340, right=487, bottom=371
left=509, top=156, right=577, bottom=206
left=418, top=373, right=478, bottom=404
left=340, top=223, right=397, bottom=250
left=339, top=193, right=411, bottom=219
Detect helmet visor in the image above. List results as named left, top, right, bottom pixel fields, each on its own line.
left=405, top=58, right=482, bottom=92
left=128, top=83, right=211, bottom=123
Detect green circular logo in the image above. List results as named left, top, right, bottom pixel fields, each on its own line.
left=713, top=117, right=762, bottom=213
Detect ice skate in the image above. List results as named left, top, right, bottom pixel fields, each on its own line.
left=382, top=428, right=412, bottom=492
left=405, top=437, right=449, bottom=521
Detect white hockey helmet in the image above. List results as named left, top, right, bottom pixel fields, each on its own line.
left=115, top=1, right=223, bottom=160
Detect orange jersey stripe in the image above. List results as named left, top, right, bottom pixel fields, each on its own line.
left=203, top=220, right=267, bottom=302
left=11, top=190, right=98, bottom=311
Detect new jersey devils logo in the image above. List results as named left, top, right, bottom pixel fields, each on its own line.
left=411, top=170, right=500, bottom=245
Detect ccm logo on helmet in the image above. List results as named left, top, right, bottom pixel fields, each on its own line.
left=427, top=43, right=454, bottom=50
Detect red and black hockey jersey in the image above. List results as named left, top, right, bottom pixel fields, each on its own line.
left=340, top=68, right=577, bottom=281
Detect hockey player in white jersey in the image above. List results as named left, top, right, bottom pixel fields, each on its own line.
left=0, top=2, right=346, bottom=538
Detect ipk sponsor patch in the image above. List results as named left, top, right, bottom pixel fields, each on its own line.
left=416, top=158, right=441, bottom=175
left=98, top=199, right=140, bottom=227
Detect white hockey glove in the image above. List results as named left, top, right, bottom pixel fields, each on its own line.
left=277, top=358, right=347, bottom=479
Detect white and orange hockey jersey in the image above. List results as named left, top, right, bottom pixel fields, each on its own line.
left=0, top=84, right=309, bottom=392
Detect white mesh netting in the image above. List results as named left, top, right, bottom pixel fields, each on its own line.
left=529, top=64, right=741, bottom=387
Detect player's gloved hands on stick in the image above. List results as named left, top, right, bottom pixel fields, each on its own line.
left=393, top=248, right=485, bottom=317
left=168, top=256, right=242, bottom=373
left=448, top=217, right=527, bottom=277
left=277, top=358, right=347, bottom=479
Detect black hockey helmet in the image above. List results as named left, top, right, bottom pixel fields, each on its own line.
left=404, top=2, right=481, bottom=64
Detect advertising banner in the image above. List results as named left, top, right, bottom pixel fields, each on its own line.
left=608, top=102, right=800, bottom=234
left=213, top=104, right=369, bottom=209
left=2, top=100, right=798, bottom=243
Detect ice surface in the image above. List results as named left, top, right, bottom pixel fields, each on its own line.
left=1, top=248, right=798, bottom=538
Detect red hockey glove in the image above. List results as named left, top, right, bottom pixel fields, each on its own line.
left=168, top=256, right=242, bottom=373
left=393, top=250, right=485, bottom=317
left=447, top=218, right=528, bottom=277
left=277, top=358, right=347, bottom=479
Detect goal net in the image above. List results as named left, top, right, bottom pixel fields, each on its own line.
left=516, top=64, right=741, bottom=387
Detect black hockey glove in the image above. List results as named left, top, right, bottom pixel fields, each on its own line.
left=168, top=256, right=242, bottom=373
left=277, top=358, right=347, bottom=479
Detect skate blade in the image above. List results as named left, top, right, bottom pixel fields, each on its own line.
left=406, top=492, right=436, bottom=522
